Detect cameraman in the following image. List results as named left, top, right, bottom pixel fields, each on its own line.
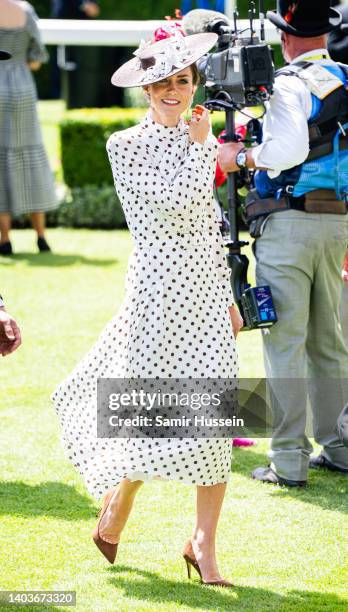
left=218, top=0, right=348, bottom=486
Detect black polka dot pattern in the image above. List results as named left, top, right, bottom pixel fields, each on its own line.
left=51, top=112, right=238, bottom=499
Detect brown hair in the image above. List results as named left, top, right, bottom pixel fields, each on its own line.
left=190, top=63, right=201, bottom=86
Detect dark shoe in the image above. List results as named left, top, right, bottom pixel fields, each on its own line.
left=37, top=236, right=51, bottom=252
left=92, top=489, right=118, bottom=564
left=0, top=241, right=13, bottom=256
left=252, top=466, right=307, bottom=487
left=309, top=454, right=348, bottom=473
left=183, top=539, right=234, bottom=587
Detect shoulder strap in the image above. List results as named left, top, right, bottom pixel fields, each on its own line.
left=276, top=61, right=344, bottom=100
left=276, top=61, right=348, bottom=161
left=275, top=61, right=309, bottom=79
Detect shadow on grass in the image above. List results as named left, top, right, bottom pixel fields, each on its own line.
left=0, top=481, right=97, bottom=520
left=231, top=447, right=348, bottom=514
left=1, top=253, right=116, bottom=267
left=107, top=565, right=347, bottom=611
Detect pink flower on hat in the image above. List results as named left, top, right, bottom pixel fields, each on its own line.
left=153, top=22, right=185, bottom=42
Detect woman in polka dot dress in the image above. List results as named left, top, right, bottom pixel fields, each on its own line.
left=52, top=26, right=243, bottom=586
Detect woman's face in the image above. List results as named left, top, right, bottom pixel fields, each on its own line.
left=144, top=68, right=196, bottom=125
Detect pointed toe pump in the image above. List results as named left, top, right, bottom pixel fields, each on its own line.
left=92, top=489, right=118, bottom=564
left=183, top=540, right=234, bottom=588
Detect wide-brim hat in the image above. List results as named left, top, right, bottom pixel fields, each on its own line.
left=0, top=50, right=11, bottom=60
left=111, top=31, right=217, bottom=88
left=267, top=0, right=342, bottom=38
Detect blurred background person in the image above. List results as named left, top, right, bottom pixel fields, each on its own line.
left=0, top=0, right=58, bottom=255
left=50, top=0, right=100, bottom=100
left=51, top=0, right=100, bottom=20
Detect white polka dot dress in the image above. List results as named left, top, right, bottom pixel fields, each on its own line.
left=52, top=111, right=238, bottom=499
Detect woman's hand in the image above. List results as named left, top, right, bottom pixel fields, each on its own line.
left=188, top=105, right=210, bottom=145
left=81, top=1, right=100, bottom=18
left=228, top=305, right=244, bottom=338
left=28, top=61, right=41, bottom=71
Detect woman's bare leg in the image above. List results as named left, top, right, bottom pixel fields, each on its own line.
left=0, top=213, right=11, bottom=243
left=99, top=478, right=144, bottom=544
left=29, top=212, right=46, bottom=238
left=192, top=483, right=228, bottom=581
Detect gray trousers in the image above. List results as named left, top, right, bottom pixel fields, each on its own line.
left=255, top=210, right=348, bottom=480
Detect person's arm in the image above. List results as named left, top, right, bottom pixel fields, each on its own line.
left=210, top=227, right=244, bottom=336
left=80, top=1, right=100, bottom=18
left=198, top=133, right=244, bottom=336
left=250, top=75, right=310, bottom=174
left=218, top=75, right=311, bottom=175
left=107, top=134, right=212, bottom=220
left=26, top=9, right=49, bottom=67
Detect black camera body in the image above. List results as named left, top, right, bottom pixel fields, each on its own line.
left=198, top=39, right=274, bottom=106
left=195, top=10, right=275, bottom=108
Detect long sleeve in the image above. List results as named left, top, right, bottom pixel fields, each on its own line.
left=251, top=74, right=311, bottom=178
left=107, top=134, right=209, bottom=221
left=26, top=9, right=49, bottom=63
left=205, top=193, right=235, bottom=307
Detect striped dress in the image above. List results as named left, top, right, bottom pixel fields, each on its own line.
left=0, top=1, right=57, bottom=216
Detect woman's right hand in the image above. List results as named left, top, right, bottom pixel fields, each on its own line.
left=188, top=105, right=210, bottom=145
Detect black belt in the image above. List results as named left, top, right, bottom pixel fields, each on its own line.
left=245, top=188, right=348, bottom=222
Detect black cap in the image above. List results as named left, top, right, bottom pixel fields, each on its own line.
left=0, top=50, right=11, bottom=60
left=267, top=0, right=342, bottom=38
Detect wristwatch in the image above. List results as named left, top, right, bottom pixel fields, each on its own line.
left=235, top=148, right=248, bottom=169
left=0, top=294, right=4, bottom=308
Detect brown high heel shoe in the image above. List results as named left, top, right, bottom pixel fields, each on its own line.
left=92, top=488, right=119, bottom=564
left=183, top=540, right=234, bottom=588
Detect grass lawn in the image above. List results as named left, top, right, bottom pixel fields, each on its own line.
left=0, top=229, right=347, bottom=612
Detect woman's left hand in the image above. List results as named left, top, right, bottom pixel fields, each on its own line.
left=228, top=305, right=244, bottom=338
left=188, top=106, right=210, bottom=145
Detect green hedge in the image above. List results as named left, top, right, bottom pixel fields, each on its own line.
left=13, top=185, right=126, bottom=229
left=60, top=108, right=145, bottom=187
left=48, top=185, right=126, bottom=228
